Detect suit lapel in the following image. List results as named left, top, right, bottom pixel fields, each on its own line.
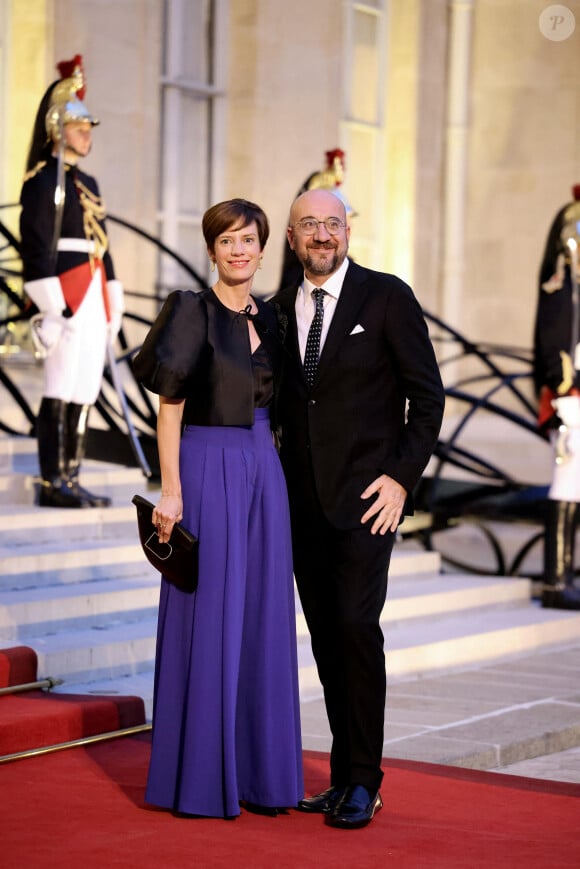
left=277, top=285, right=306, bottom=383
left=316, top=261, right=369, bottom=376
left=277, top=263, right=370, bottom=386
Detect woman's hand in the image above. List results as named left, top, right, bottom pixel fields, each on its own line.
left=154, top=397, right=185, bottom=543
left=152, top=493, right=183, bottom=543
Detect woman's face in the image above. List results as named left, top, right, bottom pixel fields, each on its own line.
left=211, top=220, right=262, bottom=285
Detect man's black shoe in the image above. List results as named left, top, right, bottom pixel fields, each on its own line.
left=296, top=786, right=346, bottom=814
left=327, top=785, right=383, bottom=829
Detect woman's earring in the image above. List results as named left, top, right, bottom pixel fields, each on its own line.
left=258, top=256, right=263, bottom=270
left=210, top=260, right=216, bottom=272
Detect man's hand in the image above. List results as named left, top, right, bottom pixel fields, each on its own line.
left=360, top=474, right=406, bottom=535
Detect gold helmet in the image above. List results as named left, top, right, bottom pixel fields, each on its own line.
left=307, top=149, right=358, bottom=218
left=45, top=54, right=99, bottom=141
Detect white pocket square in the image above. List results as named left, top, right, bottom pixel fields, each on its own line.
left=349, top=324, right=365, bottom=335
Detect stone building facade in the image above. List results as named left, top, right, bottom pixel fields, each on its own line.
left=1, top=0, right=579, bottom=355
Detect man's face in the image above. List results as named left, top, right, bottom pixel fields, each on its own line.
left=287, top=190, right=350, bottom=282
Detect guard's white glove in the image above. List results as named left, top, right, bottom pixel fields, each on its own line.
left=30, top=311, right=70, bottom=357
left=25, top=277, right=68, bottom=357
left=108, top=310, right=124, bottom=342
left=106, top=280, right=125, bottom=343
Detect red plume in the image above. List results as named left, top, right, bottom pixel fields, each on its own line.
left=325, top=149, right=346, bottom=169
left=56, top=54, right=85, bottom=99
left=572, top=184, right=580, bottom=201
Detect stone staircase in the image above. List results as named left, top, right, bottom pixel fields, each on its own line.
left=2, top=434, right=580, bottom=721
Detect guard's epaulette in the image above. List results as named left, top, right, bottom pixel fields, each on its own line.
left=22, top=160, right=47, bottom=183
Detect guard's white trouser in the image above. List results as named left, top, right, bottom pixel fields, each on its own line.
left=549, top=395, right=580, bottom=503
left=44, top=267, right=108, bottom=405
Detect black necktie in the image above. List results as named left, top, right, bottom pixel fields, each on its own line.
left=304, top=288, right=326, bottom=386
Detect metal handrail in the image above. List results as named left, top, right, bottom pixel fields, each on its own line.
left=0, top=677, right=64, bottom=696
left=0, top=723, right=152, bottom=764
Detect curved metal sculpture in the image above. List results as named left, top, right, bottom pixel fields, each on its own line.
left=0, top=204, right=207, bottom=463
left=409, top=313, right=552, bottom=577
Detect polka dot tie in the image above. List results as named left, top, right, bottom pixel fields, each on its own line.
left=304, top=287, right=326, bottom=387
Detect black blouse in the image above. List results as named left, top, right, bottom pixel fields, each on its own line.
left=132, top=288, right=284, bottom=428
left=252, top=342, right=274, bottom=408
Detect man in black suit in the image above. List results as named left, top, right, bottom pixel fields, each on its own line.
left=275, top=189, right=445, bottom=829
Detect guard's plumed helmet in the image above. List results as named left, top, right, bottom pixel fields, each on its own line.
left=45, top=54, right=99, bottom=141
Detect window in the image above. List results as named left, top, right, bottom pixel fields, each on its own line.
left=158, top=0, right=226, bottom=292
left=341, top=1, right=388, bottom=269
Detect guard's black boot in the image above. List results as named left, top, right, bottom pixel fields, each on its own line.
left=36, top=397, right=88, bottom=508
left=65, top=403, right=112, bottom=508
left=541, top=500, right=580, bottom=609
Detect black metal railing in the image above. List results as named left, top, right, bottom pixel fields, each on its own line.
left=0, top=205, right=208, bottom=458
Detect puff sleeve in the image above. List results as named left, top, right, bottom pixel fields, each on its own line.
left=132, top=291, right=208, bottom=398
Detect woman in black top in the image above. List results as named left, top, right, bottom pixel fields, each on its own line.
left=132, top=199, right=303, bottom=818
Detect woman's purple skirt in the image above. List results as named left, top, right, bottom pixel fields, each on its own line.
left=145, top=408, right=303, bottom=817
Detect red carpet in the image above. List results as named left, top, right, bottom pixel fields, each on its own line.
left=0, top=644, right=37, bottom=686
left=0, top=646, right=145, bottom=756
left=1, top=734, right=579, bottom=868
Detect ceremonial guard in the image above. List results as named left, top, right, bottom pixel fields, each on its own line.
left=20, top=55, right=124, bottom=508
left=533, top=184, right=580, bottom=609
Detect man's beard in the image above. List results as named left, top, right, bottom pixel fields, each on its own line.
left=303, top=246, right=341, bottom=276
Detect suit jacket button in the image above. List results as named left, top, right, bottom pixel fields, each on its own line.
left=308, top=399, right=316, bottom=406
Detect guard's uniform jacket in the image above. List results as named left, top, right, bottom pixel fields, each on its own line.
left=20, top=155, right=123, bottom=404
left=533, top=199, right=580, bottom=430
left=532, top=196, right=580, bottom=611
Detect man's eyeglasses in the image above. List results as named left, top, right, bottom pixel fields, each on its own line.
left=292, top=218, right=346, bottom=236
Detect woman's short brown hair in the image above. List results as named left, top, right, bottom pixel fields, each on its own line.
left=202, top=198, right=270, bottom=253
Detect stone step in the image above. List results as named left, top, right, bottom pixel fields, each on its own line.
left=294, top=571, right=532, bottom=638
left=0, top=510, right=442, bottom=590
left=383, top=570, right=532, bottom=619
left=19, top=617, right=158, bottom=686
left=1, top=465, right=151, bottom=505
left=0, top=434, right=36, bottom=460
left=386, top=601, right=580, bottom=673
left=0, top=432, right=151, bottom=505
left=298, top=601, right=580, bottom=697
left=0, top=538, right=151, bottom=590
left=0, top=566, right=524, bottom=647
left=0, top=574, right=160, bottom=642
left=49, top=597, right=580, bottom=720
left=0, top=503, right=148, bottom=544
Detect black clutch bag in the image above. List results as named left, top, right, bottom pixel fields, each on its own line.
left=132, top=494, right=199, bottom=592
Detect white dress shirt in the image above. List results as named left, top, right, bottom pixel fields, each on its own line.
left=296, top=257, right=350, bottom=362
